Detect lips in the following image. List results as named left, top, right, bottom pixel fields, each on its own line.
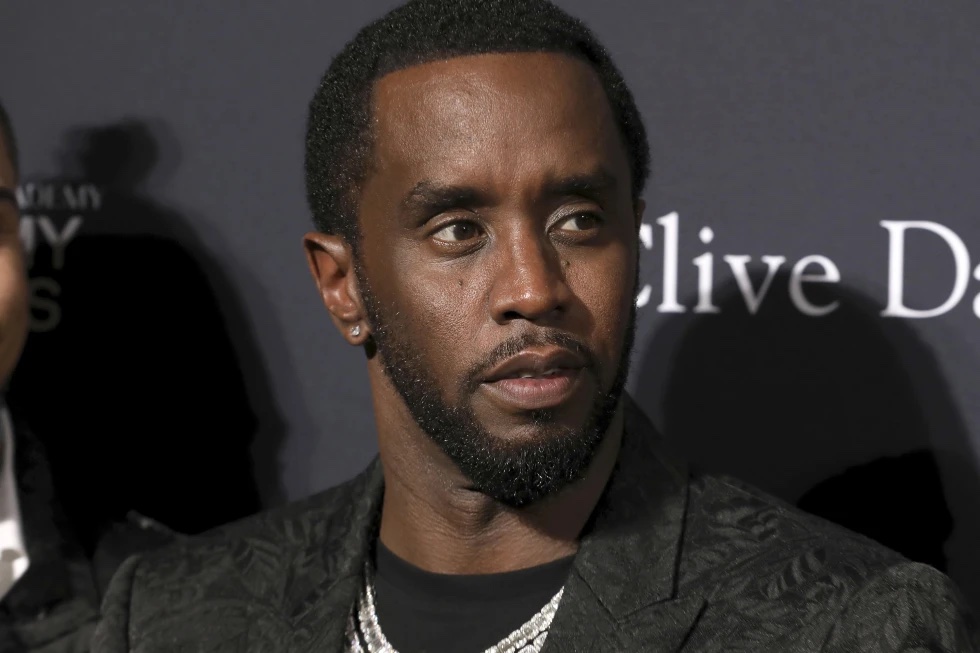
left=479, top=347, right=588, bottom=411
left=480, top=348, right=586, bottom=383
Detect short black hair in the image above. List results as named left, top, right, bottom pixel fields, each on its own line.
left=0, top=100, right=19, bottom=180
left=305, top=0, right=650, bottom=245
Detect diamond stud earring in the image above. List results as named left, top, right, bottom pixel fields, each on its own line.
left=351, top=325, right=361, bottom=337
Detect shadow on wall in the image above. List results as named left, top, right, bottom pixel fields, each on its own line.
left=633, top=272, right=980, bottom=603
left=8, top=119, right=286, bottom=551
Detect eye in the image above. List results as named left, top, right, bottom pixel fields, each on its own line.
left=556, top=213, right=602, bottom=232
left=432, top=221, right=483, bottom=243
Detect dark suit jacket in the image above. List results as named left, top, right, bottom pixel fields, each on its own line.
left=92, top=401, right=978, bottom=652
left=0, top=420, right=175, bottom=652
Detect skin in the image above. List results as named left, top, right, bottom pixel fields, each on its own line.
left=305, top=52, right=642, bottom=574
left=0, top=131, right=28, bottom=389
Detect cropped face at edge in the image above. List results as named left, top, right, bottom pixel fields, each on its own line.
left=0, top=134, right=28, bottom=388
left=352, top=52, right=641, bottom=504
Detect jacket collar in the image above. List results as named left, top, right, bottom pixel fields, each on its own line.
left=0, top=412, right=100, bottom=648
left=294, top=395, right=702, bottom=652
left=288, top=460, right=384, bottom=651
left=542, top=397, right=705, bottom=652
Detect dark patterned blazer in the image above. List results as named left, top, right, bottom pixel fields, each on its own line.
left=93, top=400, right=979, bottom=652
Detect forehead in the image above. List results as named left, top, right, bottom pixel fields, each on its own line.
left=367, top=52, right=627, bottom=190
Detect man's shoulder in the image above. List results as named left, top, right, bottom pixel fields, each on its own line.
left=128, top=463, right=377, bottom=596
left=679, top=472, right=977, bottom=651
left=687, top=471, right=907, bottom=581
left=92, top=465, right=381, bottom=652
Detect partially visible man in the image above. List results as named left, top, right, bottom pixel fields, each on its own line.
left=0, top=100, right=176, bottom=652
left=94, top=1, right=977, bottom=651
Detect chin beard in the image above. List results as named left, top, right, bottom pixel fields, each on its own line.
left=358, top=264, right=637, bottom=508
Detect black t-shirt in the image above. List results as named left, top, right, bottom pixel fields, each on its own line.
left=372, top=542, right=574, bottom=653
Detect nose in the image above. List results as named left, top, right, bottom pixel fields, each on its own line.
left=488, top=231, right=570, bottom=324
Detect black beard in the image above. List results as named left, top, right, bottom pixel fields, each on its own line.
left=356, top=262, right=637, bottom=508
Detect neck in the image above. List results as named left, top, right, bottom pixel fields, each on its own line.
left=374, top=394, right=624, bottom=575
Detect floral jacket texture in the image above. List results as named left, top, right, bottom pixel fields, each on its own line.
left=93, top=399, right=978, bottom=652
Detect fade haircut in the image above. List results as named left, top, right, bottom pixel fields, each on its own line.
left=0, top=100, right=19, bottom=180
left=304, top=0, right=650, bottom=248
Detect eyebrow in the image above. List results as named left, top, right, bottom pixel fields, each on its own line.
left=400, top=167, right=619, bottom=217
left=401, top=181, right=486, bottom=215
left=542, top=168, right=618, bottom=199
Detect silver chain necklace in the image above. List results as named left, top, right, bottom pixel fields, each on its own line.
left=345, top=563, right=564, bottom=653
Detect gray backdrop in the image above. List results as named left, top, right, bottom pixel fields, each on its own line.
left=6, top=1, right=980, bottom=606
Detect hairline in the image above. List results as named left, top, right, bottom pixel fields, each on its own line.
left=344, top=48, right=642, bottom=251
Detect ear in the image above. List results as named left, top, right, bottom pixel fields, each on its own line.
left=303, top=232, right=370, bottom=346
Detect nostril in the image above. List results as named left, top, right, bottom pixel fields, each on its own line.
left=499, top=302, right=564, bottom=323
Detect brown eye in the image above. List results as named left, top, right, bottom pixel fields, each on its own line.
left=433, top=221, right=482, bottom=243
left=557, top=213, right=601, bottom=232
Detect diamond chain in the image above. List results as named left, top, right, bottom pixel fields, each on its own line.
left=346, top=563, right=564, bottom=653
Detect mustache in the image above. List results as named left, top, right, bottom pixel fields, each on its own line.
left=463, top=330, right=598, bottom=392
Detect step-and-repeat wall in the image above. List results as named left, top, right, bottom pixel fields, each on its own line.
left=5, top=1, right=980, bottom=605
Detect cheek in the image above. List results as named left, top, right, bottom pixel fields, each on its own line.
left=398, top=272, right=473, bottom=339
left=0, top=245, right=29, bottom=382
left=567, top=242, right=636, bottom=355
left=377, top=250, right=480, bottom=369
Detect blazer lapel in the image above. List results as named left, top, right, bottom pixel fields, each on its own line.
left=0, top=417, right=101, bottom=652
left=542, top=398, right=706, bottom=653
left=595, top=595, right=707, bottom=653
left=284, top=459, right=385, bottom=653
left=2, top=420, right=97, bottom=621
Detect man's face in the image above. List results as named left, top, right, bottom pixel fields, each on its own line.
left=0, top=133, right=28, bottom=388
left=356, top=52, right=640, bottom=506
